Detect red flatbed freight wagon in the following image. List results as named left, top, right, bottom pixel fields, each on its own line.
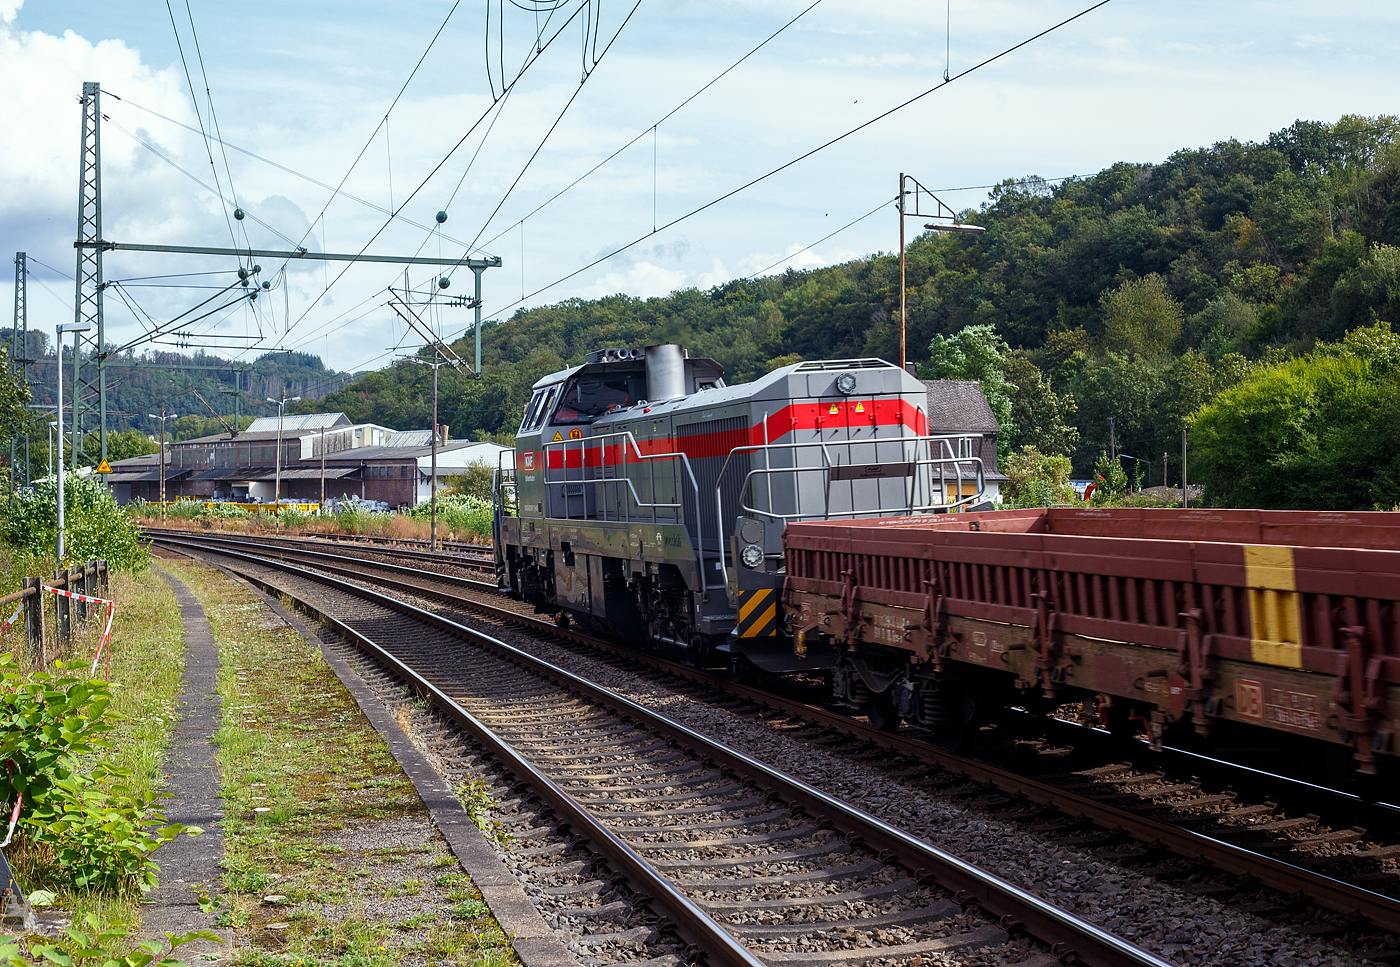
left=782, top=507, right=1400, bottom=774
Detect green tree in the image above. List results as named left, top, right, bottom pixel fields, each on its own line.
left=923, top=324, right=1015, bottom=454
left=1099, top=274, right=1184, bottom=360
left=1190, top=323, right=1400, bottom=509
left=1002, top=351, right=1079, bottom=456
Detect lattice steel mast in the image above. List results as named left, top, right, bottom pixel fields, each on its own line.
left=73, top=81, right=108, bottom=463
left=10, top=252, right=29, bottom=487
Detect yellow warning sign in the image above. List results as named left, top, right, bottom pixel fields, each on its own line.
left=854, top=401, right=866, bottom=412
left=828, top=403, right=840, bottom=415
left=552, top=431, right=564, bottom=442
left=95, top=458, right=112, bottom=473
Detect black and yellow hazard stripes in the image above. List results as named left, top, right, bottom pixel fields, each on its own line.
left=736, top=588, right=779, bottom=638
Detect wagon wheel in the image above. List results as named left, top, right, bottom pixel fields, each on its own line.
left=925, top=688, right=978, bottom=753
left=866, top=692, right=902, bottom=733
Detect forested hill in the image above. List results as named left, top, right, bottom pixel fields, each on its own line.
left=304, top=115, right=1400, bottom=478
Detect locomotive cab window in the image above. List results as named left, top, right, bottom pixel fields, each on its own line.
left=551, top=374, right=645, bottom=425
left=521, top=386, right=560, bottom=432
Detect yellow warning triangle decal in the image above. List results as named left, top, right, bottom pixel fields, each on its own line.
left=552, top=431, right=563, bottom=442
left=95, top=458, right=112, bottom=473
left=855, top=401, right=866, bottom=412
left=828, top=403, right=840, bottom=415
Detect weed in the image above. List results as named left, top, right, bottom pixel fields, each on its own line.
left=383, top=878, right=422, bottom=898
left=450, top=899, right=489, bottom=920
left=455, top=779, right=512, bottom=847
left=392, top=911, right=437, bottom=930
left=434, top=872, right=469, bottom=888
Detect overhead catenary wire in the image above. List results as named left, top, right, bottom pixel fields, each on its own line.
left=276, top=0, right=609, bottom=342
left=465, top=0, right=1116, bottom=331
left=476, top=0, right=824, bottom=253
left=746, top=195, right=896, bottom=280
left=163, top=0, right=239, bottom=253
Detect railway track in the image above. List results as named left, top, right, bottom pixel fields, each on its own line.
left=155, top=532, right=1171, bottom=967
left=144, top=529, right=1400, bottom=950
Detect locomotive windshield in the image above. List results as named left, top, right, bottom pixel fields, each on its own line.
left=550, top=374, right=645, bottom=424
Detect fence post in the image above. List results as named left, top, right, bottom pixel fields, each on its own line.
left=98, top=560, right=109, bottom=599
left=22, top=578, right=43, bottom=664
left=76, top=563, right=89, bottom=624
left=55, top=569, right=71, bottom=643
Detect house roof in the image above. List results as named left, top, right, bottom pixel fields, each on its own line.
left=244, top=412, right=351, bottom=434
left=922, top=381, right=1001, bottom=434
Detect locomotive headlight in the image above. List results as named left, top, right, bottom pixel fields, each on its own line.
left=740, top=543, right=764, bottom=568
left=835, top=372, right=858, bottom=395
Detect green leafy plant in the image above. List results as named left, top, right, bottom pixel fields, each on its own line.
left=0, top=912, right=220, bottom=967
left=0, top=656, right=198, bottom=893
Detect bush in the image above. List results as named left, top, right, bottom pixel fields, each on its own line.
left=0, top=656, right=197, bottom=893
left=1002, top=446, right=1076, bottom=507
left=2, top=477, right=148, bottom=570
left=405, top=494, right=492, bottom=541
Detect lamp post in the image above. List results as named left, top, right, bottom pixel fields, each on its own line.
left=266, top=394, right=301, bottom=509
left=897, top=173, right=986, bottom=372
left=47, top=421, right=57, bottom=479
left=55, top=320, right=92, bottom=562
left=148, top=409, right=178, bottom=519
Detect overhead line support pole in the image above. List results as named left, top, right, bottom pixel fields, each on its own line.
left=73, top=81, right=107, bottom=463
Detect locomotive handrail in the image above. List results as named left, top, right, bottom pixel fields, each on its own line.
left=714, top=435, right=985, bottom=587
left=543, top=430, right=713, bottom=597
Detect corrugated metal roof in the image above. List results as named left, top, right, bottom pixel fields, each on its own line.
left=384, top=429, right=433, bottom=447
left=244, top=412, right=351, bottom=433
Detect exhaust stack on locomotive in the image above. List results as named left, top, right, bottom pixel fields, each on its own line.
left=493, top=344, right=985, bottom=675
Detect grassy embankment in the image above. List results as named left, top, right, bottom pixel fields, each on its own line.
left=163, top=557, right=515, bottom=967
left=0, top=561, right=187, bottom=949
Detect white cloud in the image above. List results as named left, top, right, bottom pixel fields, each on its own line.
left=0, top=0, right=20, bottom=25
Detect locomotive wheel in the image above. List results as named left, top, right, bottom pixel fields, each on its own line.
left=866, top=692, right=902, bottom=733
left=727, top=653, right=759, bottom=685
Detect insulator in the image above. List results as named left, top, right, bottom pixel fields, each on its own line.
left=438, top=277, right=450, bottom=290
left=261, top=281, right=271, bottom=290
left=435, top=211, right=448, bottom=224
left=237, top=267, right=248, bottom=280
left=234, top=208, right=245, bottom=220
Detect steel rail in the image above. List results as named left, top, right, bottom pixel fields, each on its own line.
left=156, top=533, right=1173, bottom=967
left=151, top=530, right=1400, bottom=936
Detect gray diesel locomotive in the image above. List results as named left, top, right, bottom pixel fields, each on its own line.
left=493, top=344, right=984, bottom=676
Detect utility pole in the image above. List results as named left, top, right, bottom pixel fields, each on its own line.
left=1163, top=451, right=1168, bottom=488
left=319, top=420, right=328, bottom=510
left=896, top=173, right=984, bottom=373
left=148, top=409, right=177, bottom=519
left=1181, top=428, right=1188, bottom=509
left=1108, top=417, right=1116, bottom=461
left=55, top=320, right=92, bottom=561
left=10, top=253, right=26, bottom=492
left=73, top=82, right=107, bottom=463
left=267, top=393, right=300, bottom=507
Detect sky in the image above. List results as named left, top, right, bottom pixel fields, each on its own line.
left=1, top=0, right=1398, bottom=388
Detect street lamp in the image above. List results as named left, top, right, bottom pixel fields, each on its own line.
left=266, top=395, right=301, bottom=508
left=897, top=173, right=985, bottom=372
left=148, top=410, right=178, bottom=518
left=55, top=320, right=92, bottom=563
left=47, top=421, right=57, bottom=480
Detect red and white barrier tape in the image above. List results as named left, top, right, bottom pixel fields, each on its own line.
left=39, top=584, right=117, bottom=678
left=0, top=602, right=22, bottom=632
left=0, top=794, right=21, bottom=848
